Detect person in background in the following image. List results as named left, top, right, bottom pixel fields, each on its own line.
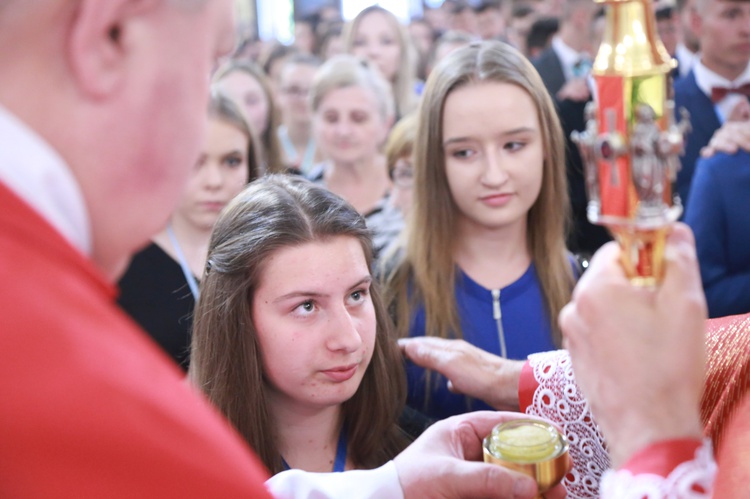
left=675, top=0, right=701, bottom=79
left=307, top=55, right=400, bottom=258
left=533, top=0, right=611, bottom=257
left=118, top=90, right=257, bottom=370
left=293, top=14, right=318, bottom=55
left=384, top=41, right=575, bottom=421
left=190, top=175, right=416, bottom=475
left=0, top=0, right=564, bottom=497
left=475, top=0, right=507, bottom=41
left=684, top=120, right=750, bottom=318
left=318, top=21, right=346, bottom=61
left=276, top=54, right=323, bottom=174
left=408, top=17, right=437, bottom=81
left=525, top=16, right=559, bottom=60
left=260, top=42, right=299, bottom=99
left=506, top=3, right=538, bottom=56
left=674, top=0, right=750, bottom=208
left=655, top=4, right=681, bottom=79
left=385, top=112, right=418, bottom=219
left=446, top=0, right=480, bottom=37
left=426, top=30, right=477, bottom=78
left=344, top=5, right=420, bottom=119
left=214, top=60, right=284, bottom=173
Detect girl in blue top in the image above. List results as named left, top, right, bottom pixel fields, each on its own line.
left=384, top=41, right=576, bottom=420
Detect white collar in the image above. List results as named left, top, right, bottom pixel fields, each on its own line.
left=552, top=36, right=588, bottom=81
left=693, top=58, right=750, bottom=97
left=0, top=105, right=91, bottom=255
left=693, top=59, right=750, bottom=122
left=675, top=44, right=698, bottom=78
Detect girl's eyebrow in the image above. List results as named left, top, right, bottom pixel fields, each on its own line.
left=443, top=127, right=537, bottom=147
left=273, top=276, right=372, bottom=303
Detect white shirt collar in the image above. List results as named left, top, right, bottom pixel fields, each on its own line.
left=675, top=44, right=698, bottom=78
left=552, top=36, right=588, bottom=82
left=0, top=105, right=91, bottom=255
left=693, top=59, right=750, bottom=122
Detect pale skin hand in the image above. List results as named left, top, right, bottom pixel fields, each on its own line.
left=399, top=337, right=524, bottom=411
left=559, top=223, right=706, bottom=468
left=700, top=119, right=750, bottom=158
left=394, top=411, right=567, bottom=499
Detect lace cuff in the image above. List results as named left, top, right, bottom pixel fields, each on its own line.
left=599, top=439, right=715, bottom=498
left=525, top=351, right=609, bottom=499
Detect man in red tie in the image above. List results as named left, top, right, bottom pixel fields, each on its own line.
left=673, top=0, right=750, bottom=207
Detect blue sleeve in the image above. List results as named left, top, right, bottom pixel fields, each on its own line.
left=684, top=153, right=750, bottom=317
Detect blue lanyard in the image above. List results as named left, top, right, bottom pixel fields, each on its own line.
left=278, top=125, right=316, bottom=175
left=166, top=224, right=200, bottom=301
left=281, top=427, right=348, bottom=473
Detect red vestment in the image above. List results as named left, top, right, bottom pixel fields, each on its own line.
left=0, top=182, right=273, bottom=497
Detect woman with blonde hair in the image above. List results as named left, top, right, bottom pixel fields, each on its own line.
left=343, top=5, right=419, bottom=119
left=214, top=60, right=284, bottom=173
left=307, top=54, right=400, bottom=258
left=385, top=41, right=575, bottom=420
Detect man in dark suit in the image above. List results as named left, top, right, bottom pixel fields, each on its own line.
left=674, top=0, right=750, bottom=208
left=533, top=0, right=610, bottom=257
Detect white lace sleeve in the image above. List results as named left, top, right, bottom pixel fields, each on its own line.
left=525, top=351, right=610, bottom=499
left=599, top=439, right=715, bottom=498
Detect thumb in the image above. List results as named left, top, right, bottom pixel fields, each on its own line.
left=659, top=223, right=703, bottom=304
left=447, top=461, right=537, bottom=499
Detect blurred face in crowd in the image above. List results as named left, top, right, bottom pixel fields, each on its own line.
left=351, top=11, right=402, bottom=82
left=390, top=155, right=415, bottom=214
left=693, top=0, right=750, bottom=79
left=409, top=20, right=435, bottom=55
left=174, top=117, right=250, bottom=232
left=294, top=21, right=316, bottom=54
left=442, top=82, right=543, bottom=234
left=313, top=85, right=388, bottom=167
left=278, top=63, right=317, bottom=126
left=252, top=236, right=376, bottom=413
left=657, top=11, right=680, bottom=56
left=218, top=71, right=269, bottom=139
left=477, top=7, right=506, bottom=40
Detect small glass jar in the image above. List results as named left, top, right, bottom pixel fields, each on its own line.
left=483, top=419, right=570, bottom=497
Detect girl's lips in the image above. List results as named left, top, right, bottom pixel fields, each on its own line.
left=480, top=193, right=513, bottom=207
left=321, top=364, right=358, bottom=382
left=200, top=201, right=225, bottom=211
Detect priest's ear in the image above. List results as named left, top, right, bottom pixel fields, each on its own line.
left=66, top=0, right=162, bottom=98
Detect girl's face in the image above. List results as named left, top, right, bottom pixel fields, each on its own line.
left=441, top=81, right=544, bottom=234
left=313, top=85, right=387, bottom=167
left=174, top=118, right=249, bottom=231
left=351, top=11, right=402, bottom=82
left=278, top=63, right=317, bottom=126
left=218, top=71, right=269, bottom=139
left=251, top=236, right=376, bottom=413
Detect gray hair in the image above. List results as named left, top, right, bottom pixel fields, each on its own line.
left=309, top=54, right=395, bottom=121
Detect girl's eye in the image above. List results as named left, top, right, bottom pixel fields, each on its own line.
left=294, top=300, right=315, bottom=315
left=450, top=148, right=475, bottom=160
left=504, top=141, right=525, bottom=152
left=323, top=112, right=339, bottom=124
left=349, top=287, right=369, bottom=304
left=224, top=154, right=244, bottom=168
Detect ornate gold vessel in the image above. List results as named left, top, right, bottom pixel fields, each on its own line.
left=572, top=0, right=690, bottom=286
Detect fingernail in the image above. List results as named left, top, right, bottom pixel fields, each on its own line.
left=513, top=477, right=537, bottom=498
